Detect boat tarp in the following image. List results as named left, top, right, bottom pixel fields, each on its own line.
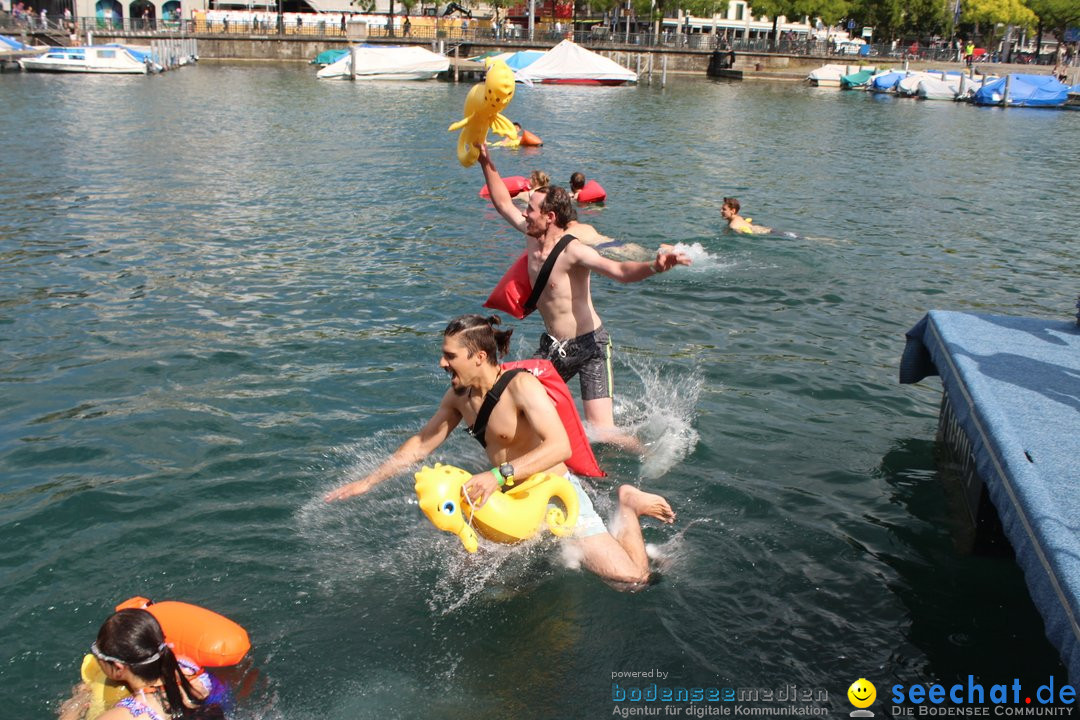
left=514, top=40, right=637, bottom=84
left=504, top=50, right=544, bottom=71
left=1, top=34, right=35, bottom=51
left=869, top=71, right=905, bottom=91
left=316, top=45, right=449, bottom=79
left=840, top=68, right=874, bottom=88
left=973, top=73, right=1070, bottom=107
left=900, top=310, right=1080, bottom=683
left=917, top=75, right=962, bottom=100
left=311, top=48, right=349, bottom=65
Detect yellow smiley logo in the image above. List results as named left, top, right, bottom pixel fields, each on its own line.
left=848, top=678, right=876, bottom=708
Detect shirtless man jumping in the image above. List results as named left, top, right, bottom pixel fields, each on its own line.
left=325, top=315, right=676, bottom=586
left=477, top=145, right=690, bottom=445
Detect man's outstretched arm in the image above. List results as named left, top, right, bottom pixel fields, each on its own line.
left=325, top=392, right=462, bottom=502
left=569, top=241, right=691, bottom=284
left=477, top=143, right=527, bottom=234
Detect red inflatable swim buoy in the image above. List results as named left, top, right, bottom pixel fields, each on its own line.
left=501, top=358, right=605, bottom=478
left=519, top=130, right=543, bottom=146
left=575, top=180, right=606, bottom=204
left=484, top=253, right=531, bottom=320
left=480, top=175, right=531, bottom=199
left=115, top=596, right=250, bottom=667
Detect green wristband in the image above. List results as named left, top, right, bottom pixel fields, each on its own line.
left=491, top=467, right=505, bottom=487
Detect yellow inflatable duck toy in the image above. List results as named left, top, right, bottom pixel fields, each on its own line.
left=414, top=463, right=579, bottom=552
left=80, top=652, right=131, bottom=720
left=448, top=59, right=517, bottom=167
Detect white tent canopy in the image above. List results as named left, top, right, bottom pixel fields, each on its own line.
left=514, top=40, right=637, bottom=85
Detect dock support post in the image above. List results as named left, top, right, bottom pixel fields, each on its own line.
left=661, top=54, right=667, bottom=87
left=453, top=44, right=459, bottom=82
left=350, top=44, right=357, bottom=80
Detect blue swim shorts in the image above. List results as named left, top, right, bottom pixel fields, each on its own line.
left=552, top=472, right=608, bottom=539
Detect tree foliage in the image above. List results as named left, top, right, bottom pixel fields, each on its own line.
left=1024, top=0, right=1080, bottom=39
left=962, top=0, right=1036, bottom=30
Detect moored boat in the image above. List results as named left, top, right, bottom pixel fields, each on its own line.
left=316, top=45, right=449, bottom=81
left=18, top=45, right=149, bottom=74
left=513, top=40, right=636, bottom=86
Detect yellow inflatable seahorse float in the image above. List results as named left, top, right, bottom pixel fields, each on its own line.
left=414, top=463, right=579, bottom=552
left=448, top=59, right=517, bottom=167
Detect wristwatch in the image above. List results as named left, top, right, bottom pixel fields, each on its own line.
left=499, top=462, right=516, bottom=487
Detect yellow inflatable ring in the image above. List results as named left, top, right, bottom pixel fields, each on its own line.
left=81, top=653, right=131, bottom=720
left=414, top=463, right=579, bottom=552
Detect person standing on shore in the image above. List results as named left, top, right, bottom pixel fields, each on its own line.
left=476, top=144, right=690, bottom=447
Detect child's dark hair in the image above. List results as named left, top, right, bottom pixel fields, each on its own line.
left=443, top=315, right=513, bottom=364
left=95, top=609, right=223, bottom=719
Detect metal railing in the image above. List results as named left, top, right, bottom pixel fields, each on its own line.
left=7, top=14, right=1071, bottom=66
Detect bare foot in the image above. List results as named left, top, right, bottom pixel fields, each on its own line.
left=618, top=485, right=676, bottom=523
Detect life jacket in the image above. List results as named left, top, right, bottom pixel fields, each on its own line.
left=467, top=360, right=604, bottom=478
left=479, top=175, right=531, bottom=199
left=483, top=235, right=575, bottom=320
left=575, top=179, right=606, bottom=204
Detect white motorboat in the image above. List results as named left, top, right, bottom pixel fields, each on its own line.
left=316, top=46, right=449, bottom=81
left=807, top=63, right=865, bottom=88
left=19, top=45, right=149, bottom=74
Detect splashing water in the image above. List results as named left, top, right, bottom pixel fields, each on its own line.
left=668, top=241, right=734, bottom=274
left=608, top=358, right=703, bottom=480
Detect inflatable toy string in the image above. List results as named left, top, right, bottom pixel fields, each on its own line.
left=414, top=463, right=579, bottom=552
left=448, top=59, right=517, bottom=167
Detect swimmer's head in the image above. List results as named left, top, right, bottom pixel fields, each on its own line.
left=529, top=170, right=550, bottom=191
left=538, top=186, right=576, bottom=229
left=721, top=197, right=740, bottom=221
left=569, top=172, right=586, bottom=192
left=443, top=314, right=513, bottom=366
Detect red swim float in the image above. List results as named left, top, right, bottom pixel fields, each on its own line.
left=501, top=358, right=604, bottom=477
left=575, top=179, right=606, bottom=204
left=519, top=130, right=543, bottom=146
left=479, top=175, right=531, bottom=199
left=484, top=253, right=531, bottom=319
left=115, top=596, right=251, bottom=667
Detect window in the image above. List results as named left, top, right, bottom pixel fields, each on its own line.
left=734, top=3, right=744, bottom=21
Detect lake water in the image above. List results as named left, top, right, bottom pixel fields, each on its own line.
left=1, top=63, right=1078, bottom=719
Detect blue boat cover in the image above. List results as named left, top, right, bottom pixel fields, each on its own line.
left=1, top=33, right=34, bottom=50
left=504, top=50, right=544, bottom=71
left=870, top=71, right=905, bottom=91
left=312, top=48, right=348, bottom=65
left=973, top=73, right=1070, bottom=107
left=900, top=310, right=1080, bottom=682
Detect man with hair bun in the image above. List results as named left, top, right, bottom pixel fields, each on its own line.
left=325, top=314, right=675, bottom=586
left=476, top=145, right=690, bottom=448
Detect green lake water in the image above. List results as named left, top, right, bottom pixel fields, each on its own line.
left=1, top=64, right=1078, bottom=719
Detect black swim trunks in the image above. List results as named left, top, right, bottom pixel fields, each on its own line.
left=534, top=327, right=613, bottom=401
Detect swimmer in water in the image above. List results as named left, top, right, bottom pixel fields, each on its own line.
left=721, top=197, right=771, bottom=235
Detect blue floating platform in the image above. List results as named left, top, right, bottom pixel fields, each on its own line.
left=900, top=310, right=1080, bottom=681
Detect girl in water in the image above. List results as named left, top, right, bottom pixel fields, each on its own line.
left=60, top=608, right=227, bottom=720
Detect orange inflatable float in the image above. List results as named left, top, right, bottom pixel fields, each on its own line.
left=576, top=179, right=606, bottom=204
left=519, top=129, right=543, bottom=146
left=115, top=596, right=250, bottom=667
left=479, top=175, right=531, bottom=199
